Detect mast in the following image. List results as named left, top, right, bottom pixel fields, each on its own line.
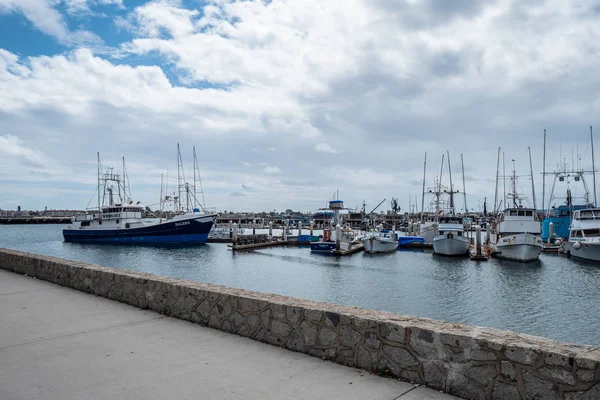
left=177, top=143, right=186, bottom=212
left=494, top=147, right=500, bottom=212
left=503, top=151, right=506, bottom=209
left=461, top=153, right=467, bottom=216
left=512, top=159, right=517, bottom=207
left=420, top=152, right=427, bottom=220
left=528, top=147, right=537, bottom=210
left=160, top=173, right=164, bottom=214
left=193, top=146, right=206, bottom=209
left=97, top=153, right=101, bottom=212
left=437, top=154, right=444, bottom=218
left=592, top=126, right=597, bottom=207
left=542, top=129, right=546, bottom=212
left=447, top=151, right=455, bottom=214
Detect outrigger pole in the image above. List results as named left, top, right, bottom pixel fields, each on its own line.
left=97, top=152, right=101, bottom=212
left=528, top=147, right=537, bottom=210
left=494, top=147, right=500, bottom=213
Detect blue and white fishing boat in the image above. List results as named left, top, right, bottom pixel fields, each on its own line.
left=541, top=128, right=597, bottom=243
left=64, top=148, right=216, bottom=245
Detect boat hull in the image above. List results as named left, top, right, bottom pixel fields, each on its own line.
left=63, top=215, right=215, bottom=245
left=432, top=234, right=470, bottom=256
left=419, top=224, right=436, bottom=244
left=310, top=242, right=337, bottom=253
left=493, top=233, right=542, bottom=262
left=562, top=241, right=600, bottom=262
left=362, top=237, right=398, bottom=253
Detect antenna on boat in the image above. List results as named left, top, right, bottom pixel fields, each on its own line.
left=421, top=152, right=427, bottom=221
left=528, top=147, right=537, bottom=210
left=591, top=126, right=597, bottom=207
left=542, top=129, right=546, bottom=212
left=461, top=153, right=467, bottom=216
left=447, top=151, right=455, bottom=214
left=494, top=147, right=500, bottom=213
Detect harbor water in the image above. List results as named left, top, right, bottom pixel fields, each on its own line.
left=2, top=224, right=599, bottom=347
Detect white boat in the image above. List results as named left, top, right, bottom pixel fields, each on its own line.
left=561, top=208, right=600, bottom=262
left=492, top=208, right=543, bottom=262
left=432, top=217, right=470, bottom=256
left=418, top=219, right=437, bottom=244
left=361, top=228, right=398, bottom=253
left=489, top=152, right=543, bottom=262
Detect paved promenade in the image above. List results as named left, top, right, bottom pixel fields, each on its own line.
left=0, top=269, right=459, bottom=400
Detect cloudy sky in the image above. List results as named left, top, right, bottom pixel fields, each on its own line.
left=0, top=0, right=599, bottom=213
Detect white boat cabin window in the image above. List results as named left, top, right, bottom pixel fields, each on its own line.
left=577, top=210, right=597, bottom=220
left=571, top=229, right=600, bottom=237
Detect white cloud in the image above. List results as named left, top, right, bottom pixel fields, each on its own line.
left=260, top=162, right=281, bottom=174
left=1, top=0, right=600, bottom=212
left=315, top=143, right=338, bottom=154
left=0, top=0, right=116, bottom=46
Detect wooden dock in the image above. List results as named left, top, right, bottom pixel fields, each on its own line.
left=541, top=244, right=561, bottom=253
left=228, top=240, right=286, bottom=251
left=331, top=243, right=364, bottom=256
left=400, top=243, right=433, bottom=249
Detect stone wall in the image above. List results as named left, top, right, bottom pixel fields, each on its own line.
left=1, top=248, right=599, bottom=400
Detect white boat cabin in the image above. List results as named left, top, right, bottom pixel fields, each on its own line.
left=568, top=208, right=600, bottom=244
left=437, top=217, right=465, bottom=234
left=71, top=204, right=145, bottom=230
left=498, top=208, right=540, bottom=234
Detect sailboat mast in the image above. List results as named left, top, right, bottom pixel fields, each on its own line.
left=542, top=129, right=546, bottom=212
left=461, top=153, right=467, bottom=216
left=494, top=147, right=500, bottom=212
left=528, top=147, right=537, bottom=210
left=591, top=126, right=597, bottom=207
left=447, top=151, right=454, bottom=214
left=420, top=152, right=427, bottom=220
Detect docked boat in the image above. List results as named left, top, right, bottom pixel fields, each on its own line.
left=432, top=217, right=470, bottom=256
left=361, top=227, right=398, bottom=253
left=64, top=150, right=216, bottom=245
left=491, top=208, right=543, bottom=262
left=490, top=156, right=542, bottom=262
left=310, top=198, right=359, bottom=253
left=561, top=208, right=600, bottom=261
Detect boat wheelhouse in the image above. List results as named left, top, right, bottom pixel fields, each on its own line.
left=432, top=216, right=470, bottom=256
left=561, top=208, right=600, bottom=261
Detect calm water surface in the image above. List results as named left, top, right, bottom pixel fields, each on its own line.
left=2, top=224, right=599, bottom=346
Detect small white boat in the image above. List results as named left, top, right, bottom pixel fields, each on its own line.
left=432, top=217, right=470, bottom=256
left=361, top=227, right=398, bottom=253
left=561, top=208, right=600, bottom=262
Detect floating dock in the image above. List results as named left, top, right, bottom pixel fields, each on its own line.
left=400, top=243, right=432, bottom=249
left=331, top=243, right=364, bottom=255
left=541, top=244, right=561, bottom=253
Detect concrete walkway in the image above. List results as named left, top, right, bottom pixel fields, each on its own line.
left=0, top=269, right=460, bottom=400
